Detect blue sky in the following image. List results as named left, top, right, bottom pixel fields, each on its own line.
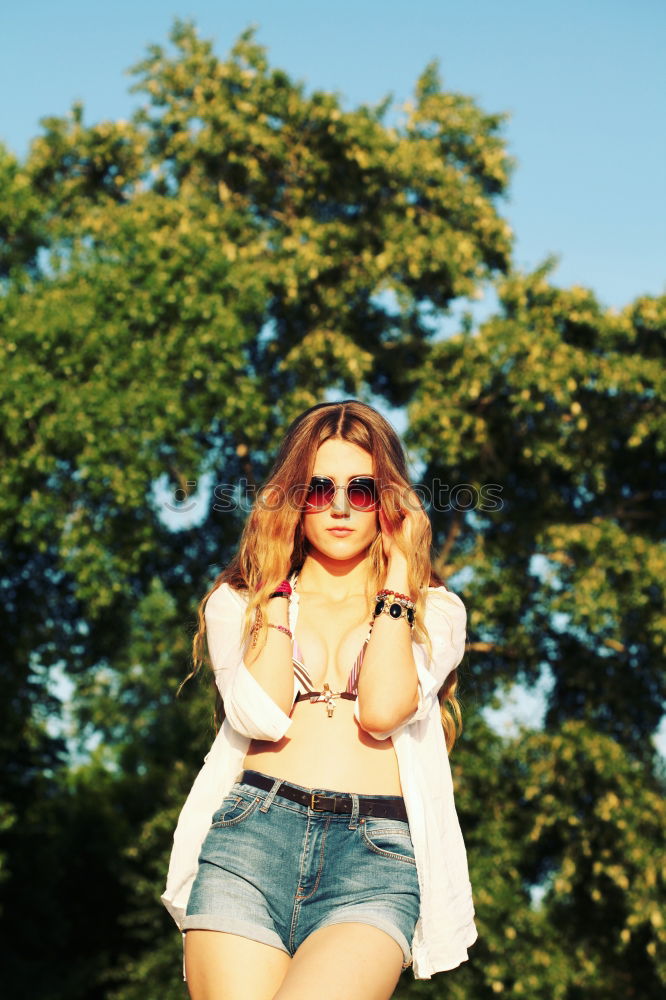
left=2, top=0, right=665, bottom=310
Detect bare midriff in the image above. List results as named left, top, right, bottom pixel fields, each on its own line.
left=243, top=699, right=403, bottom=795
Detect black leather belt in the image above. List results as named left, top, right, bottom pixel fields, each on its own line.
left=238, top=769, right=408, bottom=821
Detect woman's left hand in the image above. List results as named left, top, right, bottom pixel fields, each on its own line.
left=378, top=485, right=429, bottom=563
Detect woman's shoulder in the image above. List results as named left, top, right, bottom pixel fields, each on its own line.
left=205, top=580, right=251, bottom=613
left=424, top=583, right=465, bottom=610
left=422, top=585, right=467, bottom=633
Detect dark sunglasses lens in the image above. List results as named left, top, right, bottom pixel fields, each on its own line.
left=307, top=477, right=336, bottom=508
left=347, top=478, right=378, bottom=510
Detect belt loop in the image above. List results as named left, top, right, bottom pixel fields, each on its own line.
left=259, top=776, right=283, bottom=813
left=348, top=792, right=360, bottom=830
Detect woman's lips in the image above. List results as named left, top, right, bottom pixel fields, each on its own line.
left=327, top=527, right=354, bottom=536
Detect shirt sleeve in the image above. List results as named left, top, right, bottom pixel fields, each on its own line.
left=355, top=585, right=467, bottom=741
left=204, top=582, right=294, bottom=742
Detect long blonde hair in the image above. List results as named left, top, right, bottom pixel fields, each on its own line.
left=179, top=400, right=464, bottom=752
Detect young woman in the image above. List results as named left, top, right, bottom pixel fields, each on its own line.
left=161, top=400, right=477, bottom=1000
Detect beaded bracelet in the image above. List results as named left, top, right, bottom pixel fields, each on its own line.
left=250, top=606, right=262, bottom=648
left=267, top=623, right=293, bottom=639
left=250, top=613, right=293, bottom=647
left=255, top=579, right=292, bottom=598
left=377, top=588, right=415, bottom=606
left=372, top=595, right=415, bottom=627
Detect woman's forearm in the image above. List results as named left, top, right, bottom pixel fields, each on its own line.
left=243, top=597, right=295, bottom=716
left=356, top=554, right=419, bottom=732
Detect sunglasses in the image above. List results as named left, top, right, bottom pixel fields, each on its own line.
left=305, top=476, right=380, bottom=512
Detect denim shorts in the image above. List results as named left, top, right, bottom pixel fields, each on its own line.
left=183, top=768, right=421, bottom=969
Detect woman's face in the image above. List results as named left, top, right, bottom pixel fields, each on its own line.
left=301, top=438, right=379, bottom=561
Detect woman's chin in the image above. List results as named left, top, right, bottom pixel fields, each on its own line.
left=310, top=539, right=374, bottom=562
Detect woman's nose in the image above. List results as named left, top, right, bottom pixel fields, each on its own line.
left=331, top=485, right=350, bottom=514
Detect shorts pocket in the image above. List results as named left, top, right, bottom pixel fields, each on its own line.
left=359, top=818, right=417, bottom=865
left=210, top=788, right=261, bottom=827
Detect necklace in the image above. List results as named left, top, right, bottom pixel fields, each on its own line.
left=310, top=683, right=341, bottom=718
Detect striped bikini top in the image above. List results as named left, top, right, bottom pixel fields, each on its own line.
left=292, top=627, right=373, bottom=704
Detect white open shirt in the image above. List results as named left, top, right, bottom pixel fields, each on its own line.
left=161, top=573, right=478, bottom=980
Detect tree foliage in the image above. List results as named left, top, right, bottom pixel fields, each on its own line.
left=0, top=19, right=663, bottom=1000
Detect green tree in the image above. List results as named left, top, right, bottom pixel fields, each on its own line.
left=397, top=268, right=665, bottom=997
left=0, top=19, right=512, bottom=999
left=1, top=17, right=663, bottom=1000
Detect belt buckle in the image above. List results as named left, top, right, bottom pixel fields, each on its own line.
left=310, top=792, right=334, bottom=811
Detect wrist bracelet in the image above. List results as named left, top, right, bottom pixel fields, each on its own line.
left=256, top=579, right=292, bottom=597
left=250, top=609, right=261, bottom=648
left=377, top=589, right=414, bottom=605
left=373, top=596, right=415, bottom=627
left=267, top=623, right=293, bottom=639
